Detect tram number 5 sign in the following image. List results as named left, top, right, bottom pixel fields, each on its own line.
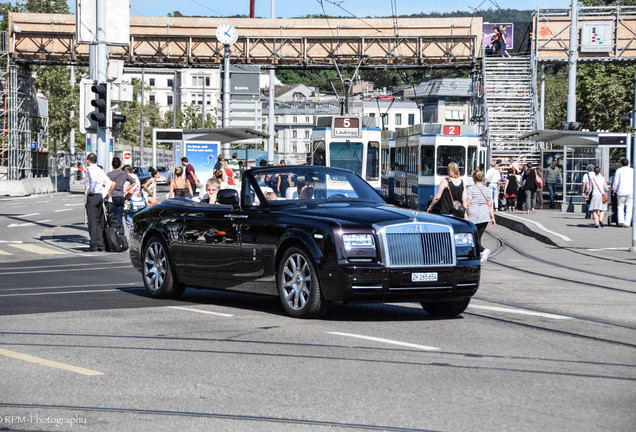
left=443, top=125, right=461, bottom=135
left=333, top=117, right=361, bottom=137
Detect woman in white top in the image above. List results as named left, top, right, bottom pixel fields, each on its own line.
left=586, top=166, right=608, bottom=228
left=143, top=168, right=160, bottom=207
left=465, top=170, right=496, bottom=263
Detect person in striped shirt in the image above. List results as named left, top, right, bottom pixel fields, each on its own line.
left=466, top=170, right=496, bottom=263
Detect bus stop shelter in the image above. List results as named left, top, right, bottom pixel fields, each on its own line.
left=519, top=129, right=630, bottom=212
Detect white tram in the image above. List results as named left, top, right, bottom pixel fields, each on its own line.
left=309, top=115, right=382, bottom=190
left=390, top=123, right=486, bottom=211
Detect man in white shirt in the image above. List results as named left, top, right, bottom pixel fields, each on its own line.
left=581, top=163, right=595, bottom=219
left=612, top=158, right=634, bottom=227
left=485, top=159, right=501, bottom=211
left=85, top=153, right=114, bottom=252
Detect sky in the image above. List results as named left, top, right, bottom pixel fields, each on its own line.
left=63, top=0, right=572, bottom=19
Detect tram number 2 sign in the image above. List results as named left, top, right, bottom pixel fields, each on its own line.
left=333, top=117, right=361, bottom=137
left=443, top=125, right=461, bottom=135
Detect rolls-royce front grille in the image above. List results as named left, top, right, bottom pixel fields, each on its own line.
left=385, top=232, right=454, bottom=267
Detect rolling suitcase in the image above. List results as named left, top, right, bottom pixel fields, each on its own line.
left=103, top=203, right=127, bottom=252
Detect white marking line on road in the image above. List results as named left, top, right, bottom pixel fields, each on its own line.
left=0, top=348, right=103, bottom=376
left=0, top=250, right=12, bottom=256
left=0, top=287, right=145, bottom=297
left=584, top=247, right=630, bottom=252
left=16, top=213, right=40, bottom=218
left=54, top=208, right=73, bottom=213
left=468, top=305, right=572, bottom=320
left=0, top=240, right=23, bottom=243
left=7, top=220, right=52, bottom=228
left=7, top=244, right=66, bottom=255
left=504, top=213, right=572, bottom=242
left=168, top=306, right=234, bottom=317
left=0, top=264, right=132, bottom=275
left=1, top=282, right=140, bottom=292
left=328, top=332, right=440, bottom=351
left=64, top=203, right=85, bottom=207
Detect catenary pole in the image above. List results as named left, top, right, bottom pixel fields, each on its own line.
left=566, top=0, right=578, bottom=123
left=268, top=0, right=276, bottom=165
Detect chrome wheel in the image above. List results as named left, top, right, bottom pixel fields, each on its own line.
left=281, top=253, right=311, bottom=310
left=144, top=241, right=166, bottom=292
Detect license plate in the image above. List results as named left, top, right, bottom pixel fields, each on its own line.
left=411, top=272, right=438, bottom=282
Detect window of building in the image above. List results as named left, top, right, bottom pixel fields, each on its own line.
left=304, top=130, right=310, bottom=138
left=305, top=117, right=310, bottom=123
left=395, top=113, right=402, bottom=126
left=168, top=78, right=173, bottom=88
left=369, top=113, right=375, bottom=117
left=293, top=116, right=297, bottom=123
left=382, top=113, right=389, bottom=126
left=193, top=76, right=210, bottom=87
left=408, top=113, right=415, bottom=125
left=149, top=95, right=155, bottom=103
left=292, top=130, right=298, bottom=138
left=167, top=95, right=173, bottom=106
left=149, top=78, right=155, bottom=86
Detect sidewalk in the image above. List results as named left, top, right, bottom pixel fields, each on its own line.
left=494, top=207, right=636, bottom=263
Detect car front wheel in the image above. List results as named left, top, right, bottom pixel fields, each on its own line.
left=277, top=247, right=329, bottom=318
left=142, top=235, right=185, bottom=299
left=421, top=298, right=471, bottom=317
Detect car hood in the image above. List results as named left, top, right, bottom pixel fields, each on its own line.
left=284, top=202, right=475, bottom=231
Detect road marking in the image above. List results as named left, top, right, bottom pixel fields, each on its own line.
left=503, top=214, right=572, bottom=242
left=0, top=282, right=141, bottom=292
left=0, top=264, right=131, bottom=275
left=0, top=250, right=13, bottom=256
left=0, top=287, right=145, bottom=297
left=16, top=213, right=40, bottom=218
left=7, top=244, right=66, bottom=255
left=168, top=306, right=234, bottom=317
left=54, top=208, right=74, bottom=213
left=328, top=332, right=440, bottom=351
left=468, top=304, right=572, bottom=320
left=65, top=203, right=85, bottom=207
left=0, top=240, right=23, bottom=243
left=0, top=348, right=103, bottom=376
left=7, top=220, right=52, bottom=228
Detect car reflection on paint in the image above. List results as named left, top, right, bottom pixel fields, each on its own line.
left=129, top=165, right=481, bottom=318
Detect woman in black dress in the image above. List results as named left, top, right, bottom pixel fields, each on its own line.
left=426, top=162, right=467, bottom=216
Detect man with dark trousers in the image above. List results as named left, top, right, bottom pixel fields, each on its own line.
left=85, top=153, right=114, bottom=252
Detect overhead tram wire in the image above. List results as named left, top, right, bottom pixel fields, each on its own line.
left=322, top=0, right=383, bottom=32
left=187, top=0, right=224, bottom=16
left=316, top=0, right=336, bottom=38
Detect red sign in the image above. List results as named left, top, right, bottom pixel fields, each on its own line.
left=443, top=125, right=461, bottom=135
left=123, top=151, right=132, bottom=162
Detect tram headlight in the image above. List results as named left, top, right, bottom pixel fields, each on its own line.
left=454, top=232, right=474, bottom=246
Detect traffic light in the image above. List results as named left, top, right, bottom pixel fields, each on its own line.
left=90, top=82, right=109, bottom=128
left=111, top=112, right=127, bottom=138
left=619, top=111, right=635, bottom=129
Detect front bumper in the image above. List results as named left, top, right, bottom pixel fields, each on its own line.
left=318, top=261, right=480, bottom=302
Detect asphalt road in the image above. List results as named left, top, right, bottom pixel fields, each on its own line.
left=0, top=189, right=634, bottom=431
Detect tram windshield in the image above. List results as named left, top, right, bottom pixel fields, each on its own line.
left=329, top=141, right=363, bottom=176
left=437, top=146, right=465, bottom=176
left=365, top=141, right=379, bottom=181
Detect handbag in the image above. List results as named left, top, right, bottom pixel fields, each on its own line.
left=591, top=177, right=607, bottom=203
left=446, top=178, right=466, bottom=218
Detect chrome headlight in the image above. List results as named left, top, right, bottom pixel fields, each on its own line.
left=454, top=232, right=474, bottom=246
left=343, top=234, right=376, bottom=250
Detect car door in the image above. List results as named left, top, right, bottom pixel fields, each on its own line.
left=179, top=203, right=244, bottom=289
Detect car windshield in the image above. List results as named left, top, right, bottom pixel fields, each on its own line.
left=247, top=166, right=385, bottom=205
left=157, top=166, right=168, bottom=172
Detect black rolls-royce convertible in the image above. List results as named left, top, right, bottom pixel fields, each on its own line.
left=129, top=166, right=481, bottom=318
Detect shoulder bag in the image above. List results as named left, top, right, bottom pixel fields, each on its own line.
left=591, top=177, right=607, bottom=203
left=534, top=169, right=543, bottom=189
left=447, top=178, right=466, bottom=218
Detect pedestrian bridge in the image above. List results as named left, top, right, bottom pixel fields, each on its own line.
left=7, top=12, right=481, bottom=68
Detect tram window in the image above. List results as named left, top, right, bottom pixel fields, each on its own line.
left=366, top=141, right=380, bottom=181
left=390, top=148, right=395, bottom=169
left=329, top=142, right=363, bottom=176
left=467, top=146, right=478, bottom=175
left=437, top=146, right=465, bottom=176
left=479, top=150, right=486, bottom=171
left=420, top=145, right=434, bottom=176
left=312, top=141, right=326, bottom=166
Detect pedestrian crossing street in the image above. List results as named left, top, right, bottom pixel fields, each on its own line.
left=0, top=242, right=67, bottom=256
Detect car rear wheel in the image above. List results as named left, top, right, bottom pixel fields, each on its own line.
left=421, top=298, right=471, bottom=317
left=143, top=235, right=185, bottom=299
left=277, top=247, right=329, bottom=318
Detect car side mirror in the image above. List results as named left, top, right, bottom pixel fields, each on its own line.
left=217, top=189, right=239, bottom=208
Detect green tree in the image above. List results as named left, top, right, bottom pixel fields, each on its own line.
left=163, top=103, right=217, bottom=129
left=117, top=79, right=164, bottom=146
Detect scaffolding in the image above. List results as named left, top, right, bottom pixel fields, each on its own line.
left=0, top=31, right=41, bottom=182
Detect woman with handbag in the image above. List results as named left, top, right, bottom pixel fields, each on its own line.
left=123, top=165, right=146, bottom=230
left=466, top=170, right=496, bottom=263
left=427, top=162, right=467, bottom=217
left=168, top=166, right=193, bottom=199
left=586, top=166, right=609, bottom=228
left=523, top=163, right=538, bottom=214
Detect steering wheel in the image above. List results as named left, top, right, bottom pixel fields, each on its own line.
left=327, top=194, right=348, bottom=200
